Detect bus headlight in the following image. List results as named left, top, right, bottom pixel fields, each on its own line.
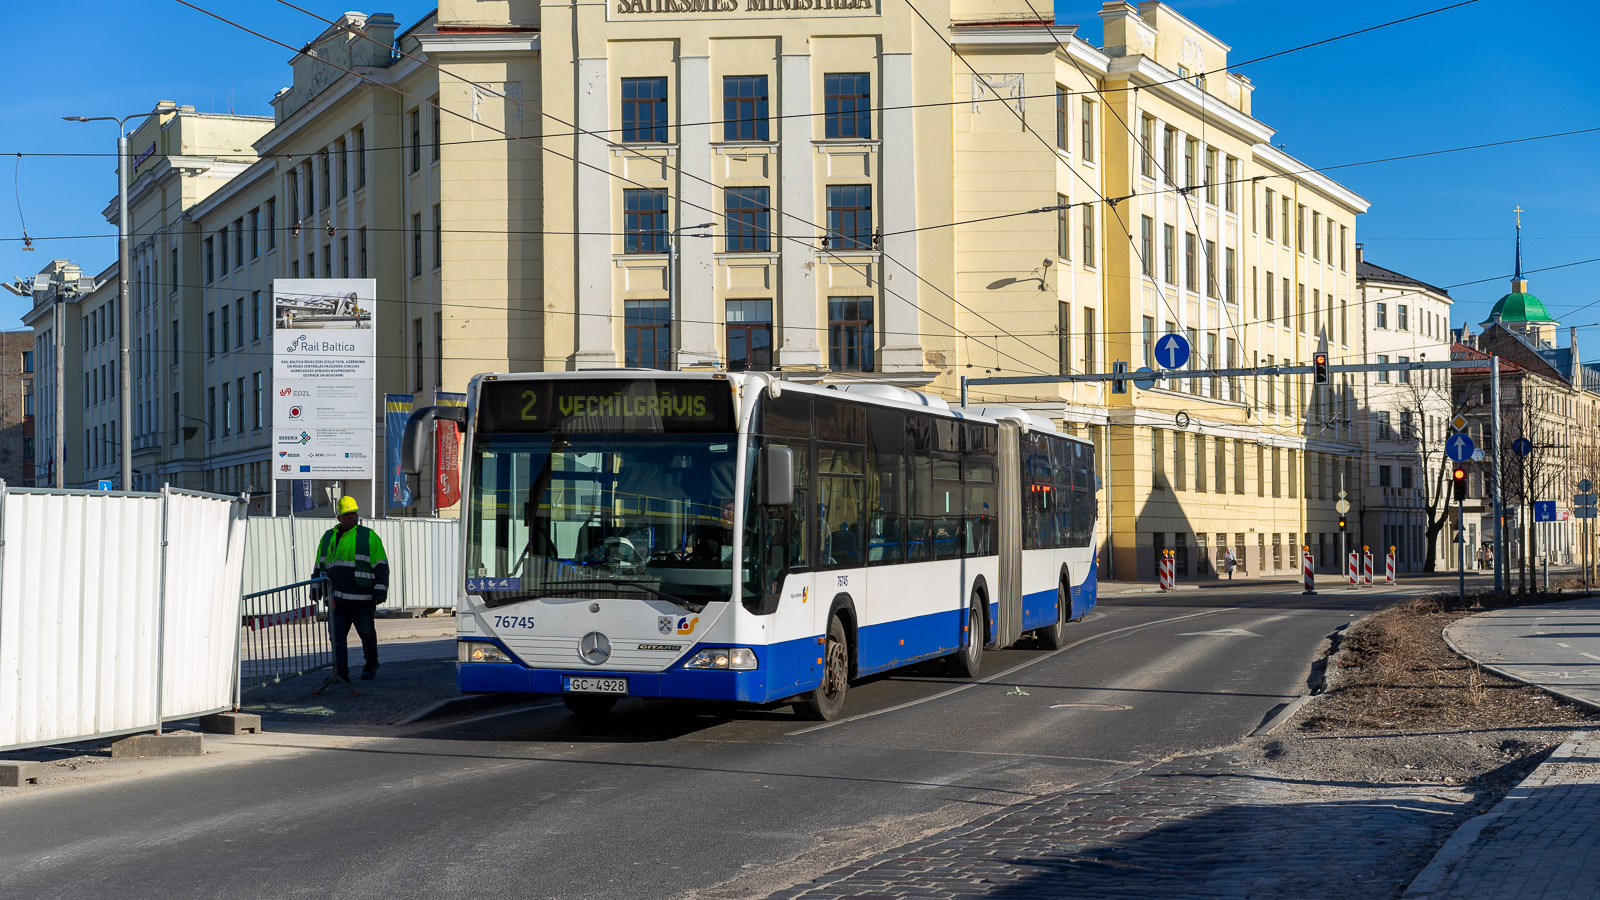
left=459, top=642, right=513, bottom=663
left=683, top=647, right=758, bottom=670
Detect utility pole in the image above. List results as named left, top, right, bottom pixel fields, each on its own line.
left=1490, top=357, right=1505, bottom=593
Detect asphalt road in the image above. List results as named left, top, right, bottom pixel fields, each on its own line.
left=1, top=579, right=1444, bottom=900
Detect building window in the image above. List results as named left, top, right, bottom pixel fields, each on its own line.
left=1163, top=224, right=1175, bottom=284
left=252, top=292, right=262, bottom=342
left=1297, top=204, right=1306, bottom=252
left=1082, top=307, right=1096, bottom=374
left=621, top=77, right=668, bottom=142
left=355, top=127, right=367, bottom=187
left=1203, top=148, right=1216, bottom=204
left=221, top=306, right=230, bottom=355
left=828, top=297, right=874, bottom=372
left=359, top=228, right=368, bottom=277
left=207, top=311, right=215, bottom=357
left=171, top=247, right=180, bottom=290
left=1378, top=464, right=1392, bottom=486
left=723, top=75, right=769, bottom=141
left=1142, top=316, right=1155, bottom=368
left=1264, top=189, right=1274, bottom=239
left=1205, top=239, right=1217, bottom=297
left=1312, top=210, right=1321, bottom=260
left=221, top=384, right=231, bottom=437
left=624, top=189, right=669, bottom=253
left=1376, top=302, right=1388, bottom=329
left=433, top=204, right=442, bottom=268
left=21, top=351, right=32, bottom=373
left=413, top=318, right=424, bottom=390
left=320, top=150, right=331, bottom=209
left=1163, top=126, right=1176, bottom=185
left=1082, top=212, right=1094, bottom=268
left=1398, top=355, right=1411, bottom=384
left=432, top=100, right=441, bottom=162
left=252, top=373, right=263, bottom=428
left=725, top=187, right=771, bottom=252
left=1224, top=156, right=1236, bottom=212
left=625, top=300, right=671, bottom=369
left=205, top=238, right=214, bottom=284
left=1058, top=303, right=1072, bottom=375
left=1056, top=198, right=1069, bottom=260
left=1225, top=247, right=1236, bottom=303
left=1377, top=354, right=1390, bottom=383
left=172, top=393, right=180, bottom=445
left=412, top=213, right=423, bottom=276
left=266, top=199, right=276, bottom=250
left=1340, top=225, right=1348, bottom=270
left=1184, top=138, right=1196, bottom=187
left=1401, top=466, right=1414, bottom=489
left=207, top=387, right=216, bottom=439
left=1055, top=85, right=1068, bottom=151
left=1080, top=98, right=1095, bottom=161
left=235, top=299, right=244, bottom=348
left=1398, top=304, right=1409, bottom=331
left=825, top=73, right=870, bottom=139
left=409, top=109, right=421, bottom=172
left=1139, top=216, right=1153, bottom=276
left=217, top=227, right=229, bottom=273
left=340, top=235, right=350, bottom=277
left=726, top=299, right=773, bottom=372
left=1139, top=114, right=1154, bottom=177
left=250, top=208, right=261, bottom=258
left=1184, top=233, right=1197, bottom=292
left=825, top=185, right=873, bottom=249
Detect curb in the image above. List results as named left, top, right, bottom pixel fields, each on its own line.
left=1402, top=732, right=1589, bottom=898
left=1442, top=614, right=1600, bottom=714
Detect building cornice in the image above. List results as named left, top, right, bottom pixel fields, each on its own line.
left=188, top=157, right=275, bottom=223
left=417, top=31, right=540, bottom=54
left=1106, top=55, right=1272, bottom=145
left=1252, top=142, right=1370, bottom=214
left=258, top=53, right=427, bottom=157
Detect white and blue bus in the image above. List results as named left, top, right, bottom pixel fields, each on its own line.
left=402, top=371, right=1097, bottom=720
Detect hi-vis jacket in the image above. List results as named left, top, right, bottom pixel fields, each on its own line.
left=312, top=525, right=390, bottom=603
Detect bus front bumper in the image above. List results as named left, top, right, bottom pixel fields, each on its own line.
left=458, top=661, right=769, bottom=703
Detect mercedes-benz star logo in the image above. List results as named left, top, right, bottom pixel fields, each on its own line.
left=579, top=631, right=611, bottom=666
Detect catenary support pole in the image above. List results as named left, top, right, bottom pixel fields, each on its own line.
left=1490, top=356, right=1505, bottom=593
left=54, top=297, right=64, bottom=488
left=154, top=484, right=171, bottom=736
left=117, top=128, right=132, bottom=491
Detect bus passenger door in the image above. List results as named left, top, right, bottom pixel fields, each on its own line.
left=994, top=420, right=1024, bottom=648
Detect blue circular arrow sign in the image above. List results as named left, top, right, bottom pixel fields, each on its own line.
left=1155, top=332, right=1191, bottom=370
left=1512, top=437, right=1533, bottom=457
left=1132, top=366, right=1159, bottom=390
left=1445, top=433, right=1476, bottom=462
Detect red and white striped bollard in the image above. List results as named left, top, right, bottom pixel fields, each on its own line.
left=1302, top=547, right=1316, bottom=595
left=1348, top=551, right=1358, bottom=588
left=1385, top=546, right=1396, bottom=584
left=1363, top=546, right=1374, bottom=586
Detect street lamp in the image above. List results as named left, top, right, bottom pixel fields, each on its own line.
left=63, top=106, right=176, bottom=491
left=668, top=222, right=715, bottom=369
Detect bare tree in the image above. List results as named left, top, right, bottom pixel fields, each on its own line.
left=1392, top=367, right=1483, bottom=572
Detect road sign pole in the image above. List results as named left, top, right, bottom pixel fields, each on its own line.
left=1458, top=496, right=1466, bottom=604
left=1490, top=357, right=1504, bottom=593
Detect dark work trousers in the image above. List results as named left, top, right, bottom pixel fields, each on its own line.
left=330, top=601, right=379, bottom=676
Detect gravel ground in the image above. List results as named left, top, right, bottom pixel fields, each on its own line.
left=1236, top=587, right=1599, bottom=799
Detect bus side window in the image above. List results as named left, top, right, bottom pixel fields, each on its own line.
left=867, top=408, right=906, bottom=564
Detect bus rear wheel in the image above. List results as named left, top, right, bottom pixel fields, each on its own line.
left=1034, top=579, right=1070, bottom=650
left=795, top=615, right=850, bottom=721
left=947, top=590, right=985, bottom=679
left=563, top=694, right=619, bottom=718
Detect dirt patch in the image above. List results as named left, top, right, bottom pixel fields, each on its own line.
left=1240, top=586, right=1598, bottom=792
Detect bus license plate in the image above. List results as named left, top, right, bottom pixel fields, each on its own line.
left=564, top=676, right=627, bottom=695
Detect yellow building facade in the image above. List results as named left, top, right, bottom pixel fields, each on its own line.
left=60, top=2, right=1374, bottom=561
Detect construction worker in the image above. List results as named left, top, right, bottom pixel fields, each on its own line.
left=310, top=496, right=390, bottom=681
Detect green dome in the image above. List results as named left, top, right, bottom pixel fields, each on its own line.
left=1486, top=290, right=1553, bottom=324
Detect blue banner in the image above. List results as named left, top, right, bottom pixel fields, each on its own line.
left=385, top=393, right=414, bottom=509
left=292, top=479, right=317, bottom=512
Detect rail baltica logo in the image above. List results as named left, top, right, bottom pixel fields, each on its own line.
left=284, top=334, right=313, bottom=353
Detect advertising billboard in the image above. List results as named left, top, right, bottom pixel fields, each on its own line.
left=271, top=278, right=377, bottom=480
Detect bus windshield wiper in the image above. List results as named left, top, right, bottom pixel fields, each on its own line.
left=499, top=580, right=707, bottom=613
left=585, top=580, right=707, bottom=614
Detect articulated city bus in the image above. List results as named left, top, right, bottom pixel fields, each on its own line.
left=402, top=371, right=1097, bottom=721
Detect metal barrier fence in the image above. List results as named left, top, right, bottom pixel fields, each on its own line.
left=242, top=517, right=459, bottom=614
left=238, top=577, right=333, bottom=697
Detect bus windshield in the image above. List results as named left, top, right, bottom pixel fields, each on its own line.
left=465, top=379, right=744, bottom=607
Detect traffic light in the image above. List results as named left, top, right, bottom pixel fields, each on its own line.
left=1338, top=516, right=1346, bottom=530
left=1313, top=352, right=1329, bottom=385
left=1452, top=466, right=1468, bottom=501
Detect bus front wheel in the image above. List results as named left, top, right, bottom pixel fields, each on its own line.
left=1034, top=579, right=1070, bottom=650
left=795, top=615, right=851, bottom=721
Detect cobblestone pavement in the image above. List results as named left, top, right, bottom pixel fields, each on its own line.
left=1405, top=733, right=1599, bottom=899
left=770, top=749, right=1484, bottom=900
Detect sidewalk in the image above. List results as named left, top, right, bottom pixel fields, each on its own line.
left=1399, top=597, right=1600, bottom=897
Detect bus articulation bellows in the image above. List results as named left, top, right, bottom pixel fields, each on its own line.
left=401, top=371, right=1098, bottom=721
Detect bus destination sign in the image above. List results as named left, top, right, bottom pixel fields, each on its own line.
left=478, top=380, right=736, bottom=434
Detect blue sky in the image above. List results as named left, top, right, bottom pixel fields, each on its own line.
left=3, top=1, right=1597, bottom=352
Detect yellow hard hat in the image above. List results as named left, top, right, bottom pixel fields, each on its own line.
left=336, top=496, right=360, bottom=515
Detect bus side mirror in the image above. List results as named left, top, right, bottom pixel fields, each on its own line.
left=762, top=446, right=795, bottom=506
left=401, top=405, right=466, bottom=475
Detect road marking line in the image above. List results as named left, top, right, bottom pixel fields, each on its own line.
left=1582, top=653, right=1600, bottom=663
left=1557, top=642, right=1572, bottom=648
left=786, top=605, right=1248, bottom=736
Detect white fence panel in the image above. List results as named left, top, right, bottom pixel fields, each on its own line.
left=161, top=492, right=250, bottom=720
left=0, top=487, right=247, bottom=752
left=242, top=517, right=459, bottom=613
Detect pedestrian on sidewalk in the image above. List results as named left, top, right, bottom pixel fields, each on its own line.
left=310, top=496, right=390, bottom=682
left=1223, top=547, right=1237, bottom=580
left=1475, top=545, right=1486, bottom=570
